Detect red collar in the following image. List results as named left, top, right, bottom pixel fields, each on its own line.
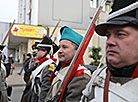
left=50, top=56, right=57, bottom=63
left=61, top=58, right=84, bottom=68
left=38, top=56, right=57, bottom=64
left=38, top=57, right=49, bottom=64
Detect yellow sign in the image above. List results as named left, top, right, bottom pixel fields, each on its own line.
left=11, top=24, right=46, bottom=38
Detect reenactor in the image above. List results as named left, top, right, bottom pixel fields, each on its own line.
left=81, top=0, right=138, bottom=101
left=21, top=35, right=58, bottom=102
left=46, top=26, right=92, bottom=102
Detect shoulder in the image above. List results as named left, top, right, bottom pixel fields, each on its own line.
left=42, top=63, right=56, bottom=73
left=75, top=65, right=93, bottom=78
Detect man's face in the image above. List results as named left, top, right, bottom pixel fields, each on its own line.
left=106, top=25, right=138, bottom=68
left=58, top=40, right=77, bottom=63
left=36, top=49, right=47, bottom=60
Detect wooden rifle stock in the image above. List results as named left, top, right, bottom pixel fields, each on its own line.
left=49, top=0, right=107, bottom=101
left=2, top=20, right=15, bottom=46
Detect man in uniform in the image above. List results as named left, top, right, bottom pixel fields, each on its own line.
left=21, top=35, right=58, bottom=102
left=46, top=26, right=91, bottom=102
left=81, top=0, right=138, bottom=102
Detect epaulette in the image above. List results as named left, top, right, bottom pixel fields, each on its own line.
left=75, top=65, right=92, bottom=77
left=48, top=64, right=56, bottom=72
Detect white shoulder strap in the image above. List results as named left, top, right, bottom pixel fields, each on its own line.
left=31, top=59, right=54, bottom=88
left=81, top=67, right=105, bottom=98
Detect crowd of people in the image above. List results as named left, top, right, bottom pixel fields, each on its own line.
left=1, top=0, right=138, bottom=102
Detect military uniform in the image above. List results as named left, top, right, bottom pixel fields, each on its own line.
left=46, top=61, right=91, bottom=102
left=31, top=58, right=56, bottom=102
left=46, top=26, right=92, bottom=102
left=21, top=35, right=59, bottom=102
left=81, top=66, right=138, bottom=102
left=81, top=0, right=138, bottom=102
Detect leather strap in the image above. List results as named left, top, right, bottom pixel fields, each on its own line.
left=103, top=70, right=111, bottom=102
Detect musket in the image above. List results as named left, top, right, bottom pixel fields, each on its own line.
left=50, top=19, right=61, bottom=38
left=46, top=0, right=107, bottom=101
left=1, top=20, right=15, bottom=46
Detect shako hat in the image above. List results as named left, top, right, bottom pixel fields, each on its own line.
left=36, top=35, right=59, bottom=56
left=95, top=0, right=138, bottom=36
left=0, top=45, right=5, bottom=51
left=60, top=26, right=83, bottom=46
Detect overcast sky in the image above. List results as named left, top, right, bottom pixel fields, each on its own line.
left=0, top=0, right=18, bottom=23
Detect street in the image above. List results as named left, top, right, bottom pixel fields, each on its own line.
left=10, top=86, right=25, bottom=102
left=6, top=62, right=26, bottom=102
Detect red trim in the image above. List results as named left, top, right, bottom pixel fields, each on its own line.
left=76, top=69, right=84, bottom=77
left=131, top=64, right=138, bottom=78
left=38, top=57, right=49, bottom=64
left=61, top=60, right=71, bottom=68
left=50, top=56, right=57, bottom=63
left=38, top=56, right=57, bottom=64
left=49, top=72, right=56, bottom=84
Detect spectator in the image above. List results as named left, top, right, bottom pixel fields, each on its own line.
left=23, top=53, right=32, bottom=83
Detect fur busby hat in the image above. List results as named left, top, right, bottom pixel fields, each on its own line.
left=95, top=0, right=138, bottom=36
left=36, top=35, right=59, bottom=56
left=60, top=26, right=83, bottom=46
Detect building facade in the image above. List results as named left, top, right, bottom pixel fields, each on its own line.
left=8, top=0, right=112, bottom=64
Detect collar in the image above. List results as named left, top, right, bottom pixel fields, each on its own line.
left=107, top=60, right=138, bottom=78
left=38, top=57, right=49, bottom=64
left=50, top=56, right=57, bottom=63
left=38, top=56, right=57, bottom=64
left=60, top=58, right=84, bottom=69
left=61, top=60, right=71, bottom=68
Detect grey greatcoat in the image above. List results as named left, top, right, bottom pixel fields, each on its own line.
left=80, top=67, right=138, bottom=102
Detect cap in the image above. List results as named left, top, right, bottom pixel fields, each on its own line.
left=60, top=26, right=83, bottom=46
left=36, top=35, right=59, bottom=55
left=95, top=0, right=138, bottom=36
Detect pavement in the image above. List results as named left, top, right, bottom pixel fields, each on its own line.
left=6, top=61, right=26, bottom=87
